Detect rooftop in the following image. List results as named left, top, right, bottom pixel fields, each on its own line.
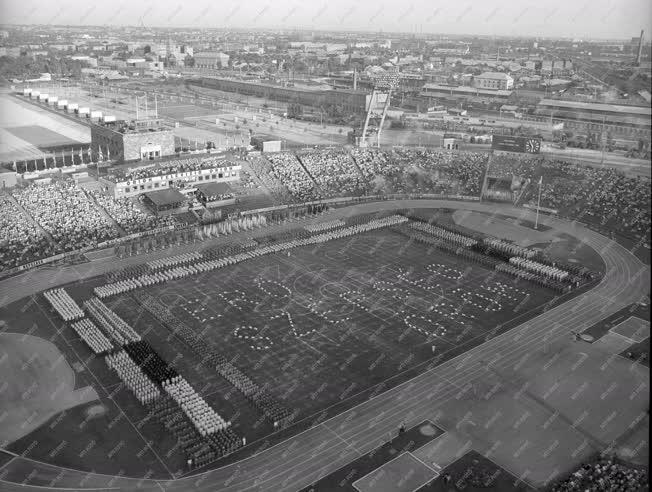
left=538, top=99, right=651, bottom=115
left=422, top=84, right=513, bottom=96
left=477, top=72, right=513, bottom=80
left=195, top=181, right=232, bottom=197
left=143, top=188, right=187, bottom=207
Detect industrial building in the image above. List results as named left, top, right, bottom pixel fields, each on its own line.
left=474, top=72, right=514, bottom=91
left=193, top=52, right=230, bottom=69
left=536, top=99, right=651, bottom=137
left=420, top=84, right=513, bottom=103
left=191, top=77, right=368, bottom=114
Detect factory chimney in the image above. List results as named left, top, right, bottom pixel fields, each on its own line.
left=636, top=30, right=644, bottom=66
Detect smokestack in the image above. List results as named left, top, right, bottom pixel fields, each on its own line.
left=637, top=30, right=644, bottom=66
left=353, top=68, right=357, bottom=90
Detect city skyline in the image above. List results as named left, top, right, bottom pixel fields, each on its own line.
left=0, top=0, right=650, bottom=40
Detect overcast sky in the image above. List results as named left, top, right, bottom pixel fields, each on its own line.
left=0, top=0, right=650, bottom=40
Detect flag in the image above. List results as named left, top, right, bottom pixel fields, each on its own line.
left=538, top=176, right=543, bottom=186
left=106, top=146, right=110, bottom=161
left=98, top=146, right=104, bottom=161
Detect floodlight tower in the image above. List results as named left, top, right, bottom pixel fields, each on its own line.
left=359, top=70, right=400, bottom=148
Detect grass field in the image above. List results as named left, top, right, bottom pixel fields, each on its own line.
left=101, top=225, right=555, bottom=458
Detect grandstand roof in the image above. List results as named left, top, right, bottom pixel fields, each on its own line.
left=143, top=188, right=186, bottom=207
left=538, top=99, right=651, bottom=116
left=195, top=182, right=232, bottom=197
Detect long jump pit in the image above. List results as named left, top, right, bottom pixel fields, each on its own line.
left=353, top=452, right=439, bottom=492
left=0, top=332, right=98, bottom=445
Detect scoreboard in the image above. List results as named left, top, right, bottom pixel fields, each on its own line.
left=492, top=135, right=541, bottom=154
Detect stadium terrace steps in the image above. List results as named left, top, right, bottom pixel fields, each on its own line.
left=293, top=153, right=323, bottom=193
left=83, top=188, right=127, bottom=237
left=3, top=191, right=57, bottom=247
left=346, top=151, right=368, bottom=181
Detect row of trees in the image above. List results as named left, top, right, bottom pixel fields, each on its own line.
left=0, top=54, right=86, bottom=80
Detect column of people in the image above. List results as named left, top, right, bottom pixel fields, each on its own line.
left=83, top=297, right=141, bottom=345
left=71, top=318, right=113, bottom=354
left=44, top=288, right=84, bottom=321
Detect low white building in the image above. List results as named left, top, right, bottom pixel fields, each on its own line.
left=474, top=72, right=514, bottom=90
left=193, top=52, right=230, bottom=69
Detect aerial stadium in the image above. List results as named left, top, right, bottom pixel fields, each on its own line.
left=0, top=67, right=650, bottom=492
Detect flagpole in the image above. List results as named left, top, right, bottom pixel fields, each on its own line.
left=534, top=176, right=542, bottom=230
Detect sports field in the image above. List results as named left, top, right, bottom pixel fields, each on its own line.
left=98, top=221, right=557, bottom=458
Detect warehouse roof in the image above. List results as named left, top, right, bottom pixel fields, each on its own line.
left=422, top=84, right=513, bottom=97
left=538, top=99, right=651, bottom=116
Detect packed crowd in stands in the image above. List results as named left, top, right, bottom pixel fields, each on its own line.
left=0, top=194, right=54, bottom=270
left=88, top=189, right=173, bottom=234
left=487, top=155, right=651, bottom=238
left=106, top=156, right=227, bottom=182
left=44, top=288, right=84, bottom=321
left=350, top=148, right=401, bottom=182
left=266, top=152, right=318, bottom=201
left=551, top=457, right=648, bottom=492
left=2, top=148, right=649, bottom=275
left=245, top=154, right=294, bottom=203
left=12, top=180, right=118, bottom=252
left=298, top=149, right=369, bottom=196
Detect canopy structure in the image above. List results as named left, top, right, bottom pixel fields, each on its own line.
left=143, top=188, right=187, bottom=212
